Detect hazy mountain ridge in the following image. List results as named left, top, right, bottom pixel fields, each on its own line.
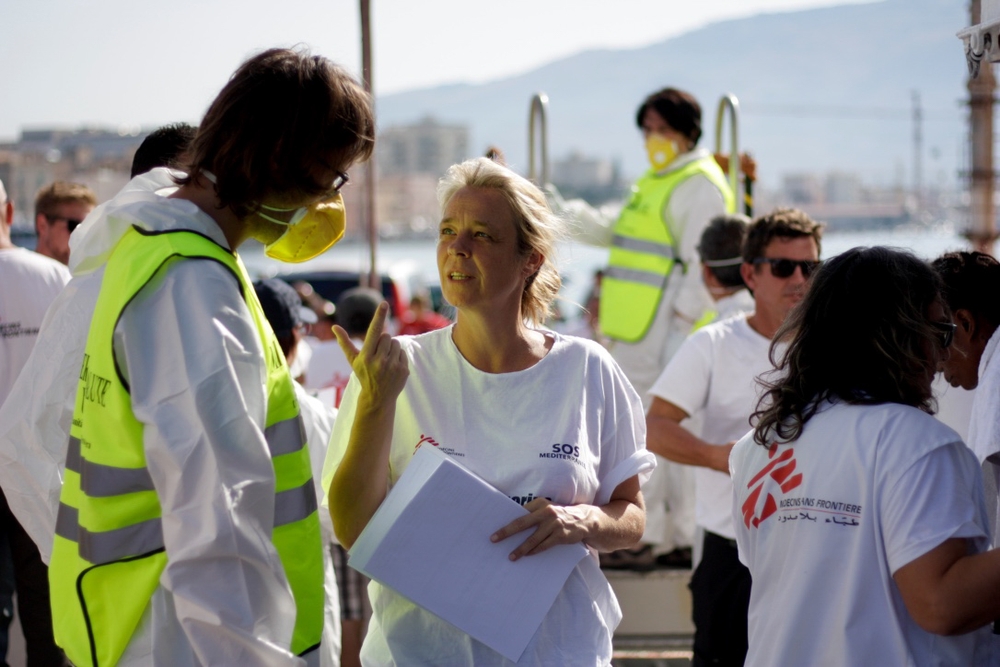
left=378, top=0, right=969, bottom=187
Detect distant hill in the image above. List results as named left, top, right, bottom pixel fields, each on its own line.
left=377, top=0, right=968, bottom=189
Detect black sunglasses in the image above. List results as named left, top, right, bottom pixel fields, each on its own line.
left=930, top=321, right=956, bottom=349
left=45, top=215, right=84, bottom=233
left=752, top=257, right=821, bottom=279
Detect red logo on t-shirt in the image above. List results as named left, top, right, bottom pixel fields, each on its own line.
left=741, top=443, right=803, bottom=528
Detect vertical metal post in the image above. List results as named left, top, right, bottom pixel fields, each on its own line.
left=912, top=90, right=922, bottom=219
left=968, top=0, right=997, bottom=255
left=527, top=93, right=550, bottom=186
left=360, top=0, right=379, bottom=288
left=714, top=94, right=741, bottom=210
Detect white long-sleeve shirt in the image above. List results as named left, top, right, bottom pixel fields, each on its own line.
left=553, top=148, right=728, bottom=403
left=0, top=169, right=308, bottom=666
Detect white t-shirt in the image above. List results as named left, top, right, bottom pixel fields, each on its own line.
left=322, top=327, right=655, bottom=667
left=304, top=338, right=357, bottom=408
left=731, top=401, right=994, bottom=667
left=648, top=314, right=772, bottom=539
left=0, top=247, right=70, bottom=405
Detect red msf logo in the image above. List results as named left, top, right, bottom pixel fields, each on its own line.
left=741, top=444, right=803, bottom=528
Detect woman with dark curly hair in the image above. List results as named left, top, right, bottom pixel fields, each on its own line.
left=731, top=246, right=1000, bottom=666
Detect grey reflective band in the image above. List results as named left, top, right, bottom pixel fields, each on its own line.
left=65, top=437, right=82, bottom=473
left=611, top=234, right=676, bottom=259
left=55, top=502, right=164, bottom=564
left=604, top=265, right=667, bottom=289
left=66, top=436, right=155, bottom=497
left=82, top=462, right=154, bottom=498
left=265, top=416, right=307, bottom=457
left=55, top=502, right=79, bottom=543
left=274, top=478, right=318, bottom=528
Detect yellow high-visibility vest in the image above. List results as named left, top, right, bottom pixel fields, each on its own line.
left=49, top=227, right=324, bottom=666
left=600, top=156, right=735, bottom=343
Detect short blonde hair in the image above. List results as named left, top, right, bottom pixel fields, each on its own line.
left=34, top=181, right=97, bottom=218
left=437, top=158, right=564, bottom=325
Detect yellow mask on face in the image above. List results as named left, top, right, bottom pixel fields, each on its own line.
left=263, top=194, right=347, bottom=263
left=645, top=134, right=680, bottom=171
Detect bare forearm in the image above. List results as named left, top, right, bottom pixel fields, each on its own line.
left=328, top=400, right=396, bottom=548
left=895, top=538, right=1000, bottom=635
left=582, top=497, right=646, bottom=553
left=927, top=548, right=1000, bottom=634
left=646, top=413, right=729, bottom=472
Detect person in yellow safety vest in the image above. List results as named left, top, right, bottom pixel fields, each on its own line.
left=0, top=49, right=374, bottom=667
left=551, top=88, right=735, bottom=567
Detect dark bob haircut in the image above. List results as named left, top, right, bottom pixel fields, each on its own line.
left=635, top=88, right=702, bottom=145
left=177, top=47, right=374, bottom=219
left=752, top=246, right=944, bottom=447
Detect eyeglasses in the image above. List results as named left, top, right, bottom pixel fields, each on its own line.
left=45, top=215, right=84, bottom=233
left=930, top=320, right=956, bottom=349
left=752, top=257, right=821, bottom=279
left=324, top=171, right=349, bottom=196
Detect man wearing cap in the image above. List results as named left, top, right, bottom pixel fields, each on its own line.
left=0, top=177, right=70, bottom=664
left=33, top=182, right=96, bottom=266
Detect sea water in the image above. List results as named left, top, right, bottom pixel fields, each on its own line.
left=245, top=224, right=973, bottom=317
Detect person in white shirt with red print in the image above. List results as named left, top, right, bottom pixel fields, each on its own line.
left=732, top=247, right=1000, bottom=666
left=324, top=157, right=654, bottom=667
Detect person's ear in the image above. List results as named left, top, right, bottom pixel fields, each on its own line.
left=740, top=261, right=757, bottom=292
left=954, top=308, right=976, bottom=337
left=35, top=213, right=46, bottom=236
left=524, top=251, right=544, bottom=280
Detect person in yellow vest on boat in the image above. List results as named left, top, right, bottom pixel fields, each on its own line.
left=552, top=88, right=734, bottom=564
left=0, top=49, right=374, bottom=667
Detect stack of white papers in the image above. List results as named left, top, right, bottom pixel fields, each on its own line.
left=349, top=445, right=588, bottom=662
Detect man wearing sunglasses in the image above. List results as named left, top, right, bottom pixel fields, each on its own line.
left=33, top=182, right=96, bottom=265
left=645, top=208, right=822, bottom=667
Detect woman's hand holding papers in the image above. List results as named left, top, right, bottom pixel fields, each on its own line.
left=490, top=475, right=646, bottom=561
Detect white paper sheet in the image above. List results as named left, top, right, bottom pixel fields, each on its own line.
left=348, top=444, right=588, bottom=662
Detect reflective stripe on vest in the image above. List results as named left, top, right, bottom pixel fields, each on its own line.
left=600, top=156, right=735, bottom=343
left=610, top=234, right=677, bottom=259
left=49, top=227, right=324, bottom=667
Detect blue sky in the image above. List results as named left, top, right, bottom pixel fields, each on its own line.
left=1, top=0, right=874, bottom=141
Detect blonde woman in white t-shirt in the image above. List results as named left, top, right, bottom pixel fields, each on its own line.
left=324, top=157, right=654, bottom=666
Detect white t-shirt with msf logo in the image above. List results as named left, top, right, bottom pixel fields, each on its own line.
left=323, top=326, right=654, bottom=667
left=731, top=401, right=994, bottom=666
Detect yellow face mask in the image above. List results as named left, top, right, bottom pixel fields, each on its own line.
left=645, top=134, right=680, bottom=172
left=262, top=194, right=347, bottom=263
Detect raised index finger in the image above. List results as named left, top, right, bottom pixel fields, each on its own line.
left=362, top=301, right=390, bottom=351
